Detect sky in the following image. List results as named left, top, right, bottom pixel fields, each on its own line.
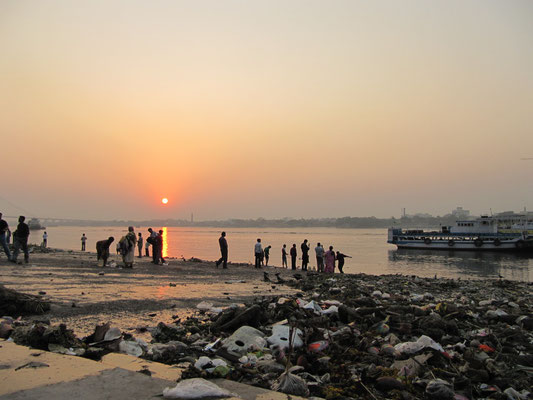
left=1, top=0, right=532, bottom=221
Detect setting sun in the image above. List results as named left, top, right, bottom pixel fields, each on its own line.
left=162, top=198, right=168, bottom=204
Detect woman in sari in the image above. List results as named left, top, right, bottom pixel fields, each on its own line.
left=122, top=226, right=137, bottom=268
left=324, top=245, right=336, bottom=273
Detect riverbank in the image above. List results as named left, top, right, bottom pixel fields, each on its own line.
left=1, top=250, right=532, bottom=399
left=0, top=249, right=298, bottom=339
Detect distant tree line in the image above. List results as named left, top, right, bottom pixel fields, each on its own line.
left=46, top=215, right=459, bottom=229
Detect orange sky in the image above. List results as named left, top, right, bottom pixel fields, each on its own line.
left=1, top=1, right=532, bottom=220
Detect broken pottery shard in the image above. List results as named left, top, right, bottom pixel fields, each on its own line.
left=103, top=327, right=122, bottom=341
left=119, top=339, right=144, bottom=357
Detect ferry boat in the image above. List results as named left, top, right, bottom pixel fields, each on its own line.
left=388, top=216, right=533, bottom=251
left=28, top=218, right=45, bottom=230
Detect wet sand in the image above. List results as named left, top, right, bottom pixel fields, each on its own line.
left=0, top=250, right=298, bottom=339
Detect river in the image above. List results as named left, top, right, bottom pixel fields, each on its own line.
left=31, top=226, right=533, bottom=281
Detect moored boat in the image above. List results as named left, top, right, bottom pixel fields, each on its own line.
left=388, top=216, right=533, bottom=251
left=28, top=218, right=45, bottom=230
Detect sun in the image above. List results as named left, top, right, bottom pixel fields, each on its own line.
left=161, top=198, right=168, bottom=205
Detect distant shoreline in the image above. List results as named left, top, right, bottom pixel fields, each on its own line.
left=19, top=215, right=458, bottom=229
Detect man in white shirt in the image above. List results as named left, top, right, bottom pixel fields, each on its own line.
left=254, top=238, right=262, bottom=269
left=315, top=242, right=325, bottom=272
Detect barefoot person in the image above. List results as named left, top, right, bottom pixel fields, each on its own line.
left=96, top=237, right=114, bottom=267
left=215, top=231, right=228, bottom=269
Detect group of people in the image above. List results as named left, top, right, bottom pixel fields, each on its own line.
left=92, top=227, right=166, bottom=268
left=0, top=213, right=31, bottom=264
left=214, top=231, right=351, bottom=273
left=2, top=216, right=353, bottom=274
left=280, top=240, right=351, bottom=273
left=253, top=239, right=274, bottom=268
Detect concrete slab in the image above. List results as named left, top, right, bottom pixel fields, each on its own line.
left=0, top=340, right=315, bottom=400
left=101, top=352, right=184, bottom=382
left=0, top=368, right=173, bottom=400
left=0, top=340, right=108, bottom=396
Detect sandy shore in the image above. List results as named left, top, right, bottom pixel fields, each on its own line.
left=0, top=249, right=298, bottom=339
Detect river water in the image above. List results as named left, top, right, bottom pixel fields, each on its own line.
left=32, top=226, right=532, bottom=281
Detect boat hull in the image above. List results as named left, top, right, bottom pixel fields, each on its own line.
left=393, top=240, right=532, bottom=251
left=388, top=227, right=533, bottom=252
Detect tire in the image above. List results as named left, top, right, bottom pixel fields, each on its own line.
left=493, top=238, right=501, bottom=247
left=448, top=240, right=455, bottom=247
left=516, top=240, right=525, bottom=249
left=474, top=239, right=483, bottom=248
left=424, top=238, right=431, bottom=245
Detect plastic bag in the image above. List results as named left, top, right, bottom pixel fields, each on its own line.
left=163, top=378, right=237, bottom=399
left=271, top=368, right=309, bottom=397
left=425, top=379, right=454, bottom=400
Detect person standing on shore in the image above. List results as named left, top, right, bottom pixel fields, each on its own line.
left=216, top=231, right=228, bottom=269
left=324, top=246, right=336, bottom=273
left=290, top=244, right=297, bottom=270
left=153, top=229, right=166, bottom=265
left=147, top=228, right=157, bottom=261
left=336, top=251, right=352, bottom=274
left=315, top=242, right=324, bottom=272
left=264, top=245, right=271, bottom=266
left=120, top=226, right=136, bottom=268
left=42, top=231, right=48, bottom=248
left=137, top=232, right=143, bottom=258
left=12, top=216, right=30, bottom=264
left=96, top=237, right=114, bottom=267
left=300, top=239, right=310, bottom=271
left=145, top=236, right=150, bottom=257
left=81, top=233, right=87, bottom=251
left=281, top=244, right=288, bottom=268
left=254, top=238, right=262, bottom=268
left=0, top=213, right=12, bottom=261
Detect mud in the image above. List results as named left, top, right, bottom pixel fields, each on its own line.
left=0, top=250, right=298, bottom=339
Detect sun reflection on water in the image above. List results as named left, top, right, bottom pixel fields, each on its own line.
left=162, top=227, right=168, bottom=258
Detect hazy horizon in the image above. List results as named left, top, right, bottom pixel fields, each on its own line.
left=2, top=1, right=532, bottom=221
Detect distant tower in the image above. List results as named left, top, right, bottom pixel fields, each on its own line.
left=191, top=213, right=193, bottom=223
left=402, top=208, right=406, bottom=218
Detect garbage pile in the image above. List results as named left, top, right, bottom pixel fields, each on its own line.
left=4, top=273, right=533, bottom=399
left=0, top=284, right=50, bottom=317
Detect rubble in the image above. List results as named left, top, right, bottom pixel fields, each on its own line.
left=0, top=284, right=51, bottom=315
left=2, top=272, right=532, bottom=399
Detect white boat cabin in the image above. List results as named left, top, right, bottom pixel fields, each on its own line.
left=449, top=216, right=498, bottom=234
